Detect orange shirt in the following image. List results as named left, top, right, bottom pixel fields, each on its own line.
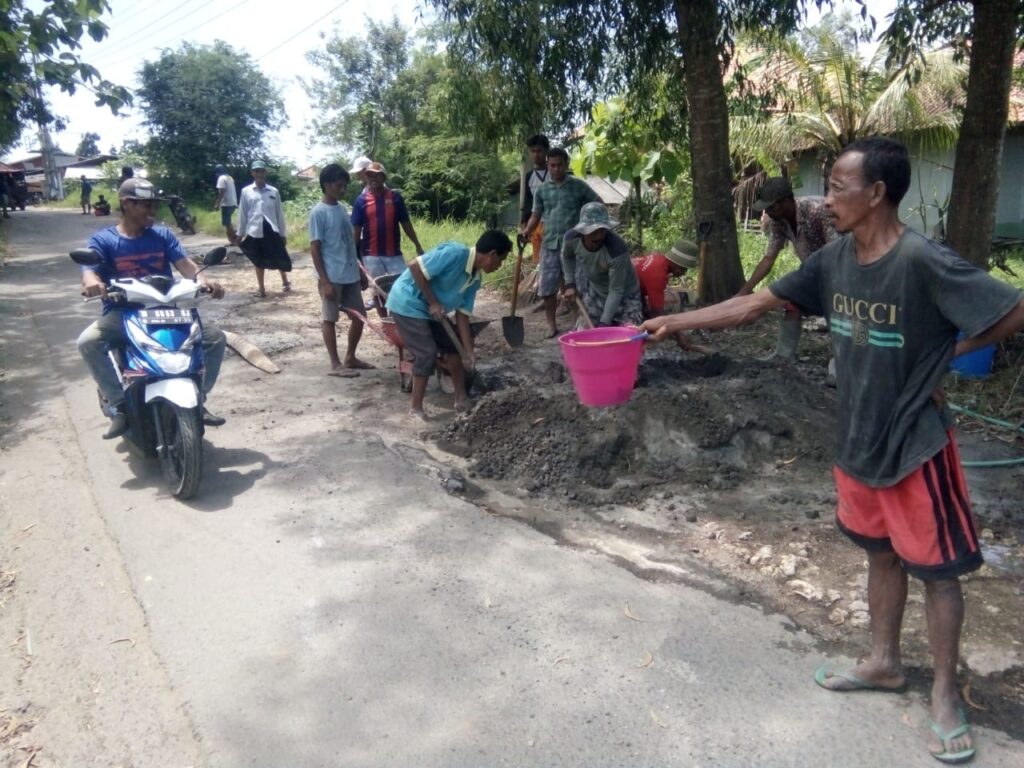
left=632, top=253, right=671, bottom=313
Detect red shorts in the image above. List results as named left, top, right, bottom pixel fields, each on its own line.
left=833, top=434, right=983, bottom=581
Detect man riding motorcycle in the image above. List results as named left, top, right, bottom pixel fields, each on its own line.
left=77, top=178, right=227, bottom=439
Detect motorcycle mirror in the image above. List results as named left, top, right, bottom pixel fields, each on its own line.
left=70, top=248, right=102, bottom=266
left=202, top=246, right=227, bottom=267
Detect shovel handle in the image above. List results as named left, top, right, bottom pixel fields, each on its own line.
left=440, top=316, right=471, bottom=367
left=509, top=238, right=525, bottom=317
left=574, top=295, right=594, bottom=329
left=358, top=261, right=388, bottom=303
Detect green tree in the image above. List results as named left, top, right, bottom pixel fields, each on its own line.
left=305, top=22, right=513, bottom=222
left=76, top=131, right=101, bottom=157
left=304, top=17, right=410, bottom=157
left=571, top=95, right=687, bottom=248
left=885, top=0, right=1024, bottom=268
left=136, top=42, right=284, bottom=192
left=0, top=0, right=130, bottom=152
left=730, top=20, right=966, bottom=188
left=430, top=0, right=853, bottom=304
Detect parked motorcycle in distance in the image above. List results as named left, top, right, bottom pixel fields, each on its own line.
left=72, top=246, right=227, bottom=499
left=163, top=193, right=197, bottom=235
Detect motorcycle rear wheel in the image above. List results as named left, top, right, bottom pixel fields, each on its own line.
left=157, top=402, right=202, bottom=499
left=182, top=215, right=196, bottom=235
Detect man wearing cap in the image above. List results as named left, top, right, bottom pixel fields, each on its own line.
left=212, top=164, right=238, bottom=244
left=349, top=155, right=371, bottom=186
left=561, top=202, right=643, bottom=328
left=237, top=160, right=292, bottom=297
left=386, top=231, right=512, bottom=419
left=634, top=239, right=699, bottom=318
left=739, top=176, right=837, bottom=360
left=350, top=161, right=425, bottom=296
left=77, top=178, right=227, bottom=439
left=521, top=147, right=601, bottom=337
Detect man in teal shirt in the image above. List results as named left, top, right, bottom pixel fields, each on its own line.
left=387, top=230, right=512, bottom=419
left=520, top=147, right=600, bottom=337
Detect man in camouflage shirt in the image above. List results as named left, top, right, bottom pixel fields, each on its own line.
left=739, top=177, right=838, bottom=361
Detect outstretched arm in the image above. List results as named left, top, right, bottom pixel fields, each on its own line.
left=957, top=298, right=1024, bottom=356
left=642, top=287, right=788, bottom=341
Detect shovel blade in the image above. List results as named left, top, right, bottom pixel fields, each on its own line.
left=502, top=315, right=525, bottom=347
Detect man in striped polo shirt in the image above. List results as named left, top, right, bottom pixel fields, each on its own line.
left=350, top=162, right=425, bottom=307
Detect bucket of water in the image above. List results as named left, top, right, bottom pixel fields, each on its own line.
left=559, top=327, right=646, bottom=407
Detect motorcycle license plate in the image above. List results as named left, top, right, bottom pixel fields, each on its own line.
left=139, top=308, right=193, bottom=325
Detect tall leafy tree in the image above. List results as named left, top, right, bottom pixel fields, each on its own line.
left=304, top=17, right=411, bottom=157
left=430, top=0, right=852, bottom=304
left=75, top=131, right=101, bottom=157
left=305, top=21, right=512, bottom=222
left=885, top=0, right=1024, bottom=268
left=0, top=0, right=130, bottom=152
left=136, top=42, right=284, bottom=191
left=730, top=20, right=966, bottom=187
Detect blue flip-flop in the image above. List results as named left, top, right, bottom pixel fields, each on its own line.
left=929, top=707, right=976, bottom=764
left=814, top=664, right=908, bottom=693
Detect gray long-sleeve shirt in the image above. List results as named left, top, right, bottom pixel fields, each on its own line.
left=561, top=230, right=638, bottom=325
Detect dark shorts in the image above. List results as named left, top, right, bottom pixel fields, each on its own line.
left=833, top=433, right=983, bottom=581
left=239, top=220, right=292, bottom=271
left=391, top=313, right=458, bottom=376
left=321, top=281, right=364, bottom=323
left=221, top=206, right=237, bottom=227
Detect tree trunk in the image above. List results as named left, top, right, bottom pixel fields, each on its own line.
left=673, top=0, right=744, bottom=304
left=944, top=0, right=1019, bottom=268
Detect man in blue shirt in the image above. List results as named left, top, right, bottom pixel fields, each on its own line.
left=78, top=178, right=226, bottom=439
left=309, top=164, right=371, bottom=377
left=386, top=230, right=512, bottom=418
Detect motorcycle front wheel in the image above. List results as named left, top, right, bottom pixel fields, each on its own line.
left=157, top=402, right=202, bottom=499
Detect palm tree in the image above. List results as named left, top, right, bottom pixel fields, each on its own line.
left=730, top=21, right=967, bottom=191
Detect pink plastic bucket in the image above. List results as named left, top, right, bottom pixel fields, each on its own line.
left=559, top=327, right=645, bottom=407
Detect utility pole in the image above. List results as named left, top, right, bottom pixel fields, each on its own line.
left=31, top=53, right=63, bottom=201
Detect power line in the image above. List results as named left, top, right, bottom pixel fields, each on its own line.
left=91, top=0, right=257, bottom=70
left=257, top=0, right=353, bottom=61
left=88, top=0, right=207, bottom=65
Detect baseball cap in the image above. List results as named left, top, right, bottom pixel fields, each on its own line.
left=572, top=202, right=618, bottom=235
left=117, top=178, right=162, bottom=200
left=349, top=156, right=371, bottom=174
left=364, top=161, right=386, bottom=176
left=667, top=239, right=699, bottom=269
left=250, top=159, right=267, bottom=171
left=751, top=177, right=794, bottom=212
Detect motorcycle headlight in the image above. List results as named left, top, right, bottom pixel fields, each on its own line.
left=179, top=321, right=202, bottom=352
left=126, top=321, right=192, bottom=374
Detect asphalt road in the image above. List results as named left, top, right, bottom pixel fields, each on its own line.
left=1, top=208, right=1021, bottom=767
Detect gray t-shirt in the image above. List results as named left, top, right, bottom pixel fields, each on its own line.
left=309, top=201, right=359, bottom=284
left=771, top=227, right=1023, bottom=487
left=561, top=230, right=638, bottom=324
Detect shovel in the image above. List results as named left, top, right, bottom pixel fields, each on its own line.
left=573, top=295, right=594, bottom=329
left=439, top=316, right=487, bottom=392
left=502, top=236, right=527, bottom=347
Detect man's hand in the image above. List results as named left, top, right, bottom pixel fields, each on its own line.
left=360, top=272, right=369, bottom=291
left=319, top=280, right=335, bottom=301
left=640, top=315, right=678, bottom=342
left=562, top=285, right=577, bottom=301
left=931, top=386, right=946, bottom=410
left=463, top=348, right=476, bottom=373
left=81, top=283, right=107, bottom=299
left=428, top=301, right=446, bottom=321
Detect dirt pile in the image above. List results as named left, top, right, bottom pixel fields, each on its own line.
left=438, top=352, right=839, bottom=504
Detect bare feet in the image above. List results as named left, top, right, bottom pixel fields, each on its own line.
left=327, top=365, right=359, bottom=378
left=814, top=662, right=907, bottom=692
left=344, top=357, right=375, bottom=370
left=408, top=408, right=429, bottom=422
left=282, top=281, right=292, bottom=292
left=453, top=398, right=471, bottom=413
left=545, top=327, right=560, bottom=339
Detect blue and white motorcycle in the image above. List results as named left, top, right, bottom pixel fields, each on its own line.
left=71, top=247, right=226, bottom=499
